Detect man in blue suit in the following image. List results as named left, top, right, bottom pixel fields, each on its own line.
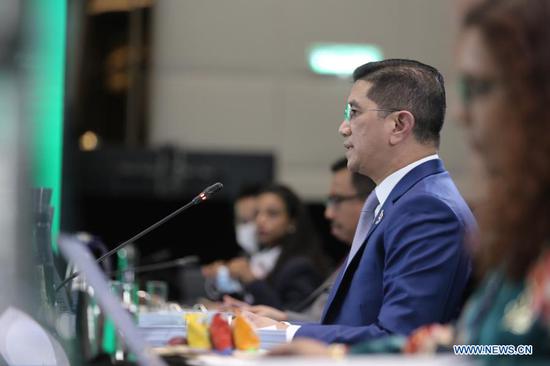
left=290, top=59, right=477, bottom=344
left=250, top=59, right=476, bottom=346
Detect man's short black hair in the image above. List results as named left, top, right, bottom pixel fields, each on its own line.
left=352, top=59, right=446, bottom=147
left=331, top=158, right=375, bottom=199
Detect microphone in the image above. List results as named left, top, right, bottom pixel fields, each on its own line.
left=56, top=182, right=223, bottom=291
left=198, top=182, right=223, bottom=202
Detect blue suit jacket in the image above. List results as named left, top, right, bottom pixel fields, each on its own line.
left=295, top=159, right=476, bottom=344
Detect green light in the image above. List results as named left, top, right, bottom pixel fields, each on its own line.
left=308, top=43, right=383, bottom=76
left=29, top=0, right=66, bottom=248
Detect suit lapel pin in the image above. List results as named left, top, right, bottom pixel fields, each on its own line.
left=375, top=210, right=384, bottom=225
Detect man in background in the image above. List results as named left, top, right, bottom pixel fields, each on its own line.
left=325, top=158, right=374, bottom=246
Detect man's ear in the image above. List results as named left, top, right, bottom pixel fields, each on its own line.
left=389, top=111, right=415, bottom=145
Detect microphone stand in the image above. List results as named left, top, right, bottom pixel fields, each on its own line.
left=56, top=183, right=223, bottom=292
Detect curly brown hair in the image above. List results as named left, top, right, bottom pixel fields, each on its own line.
left=463, top=0, right=550, bottom=281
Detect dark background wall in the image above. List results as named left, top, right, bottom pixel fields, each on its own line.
left=61, top=1, right=351, bottom=301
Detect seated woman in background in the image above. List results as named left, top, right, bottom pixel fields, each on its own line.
left=224, top=184, right=330, bottom=310
left=201, top=185, right=262, bottom=296
left=270, top=0, right=550, bottom=358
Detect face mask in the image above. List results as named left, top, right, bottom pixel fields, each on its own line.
left=235, top=222, right=258, bottom=255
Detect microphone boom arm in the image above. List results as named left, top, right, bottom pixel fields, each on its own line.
left=55, top=182, right=223, bottom=292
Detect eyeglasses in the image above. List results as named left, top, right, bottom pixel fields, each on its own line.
left=344, top=103, right=398, bottom=123
left=326, top=194, right=362, bottom=207
left=458, top=75, right=500, bottom=105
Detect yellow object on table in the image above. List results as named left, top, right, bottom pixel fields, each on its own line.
left=185, top=313, right=211, bottom=350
